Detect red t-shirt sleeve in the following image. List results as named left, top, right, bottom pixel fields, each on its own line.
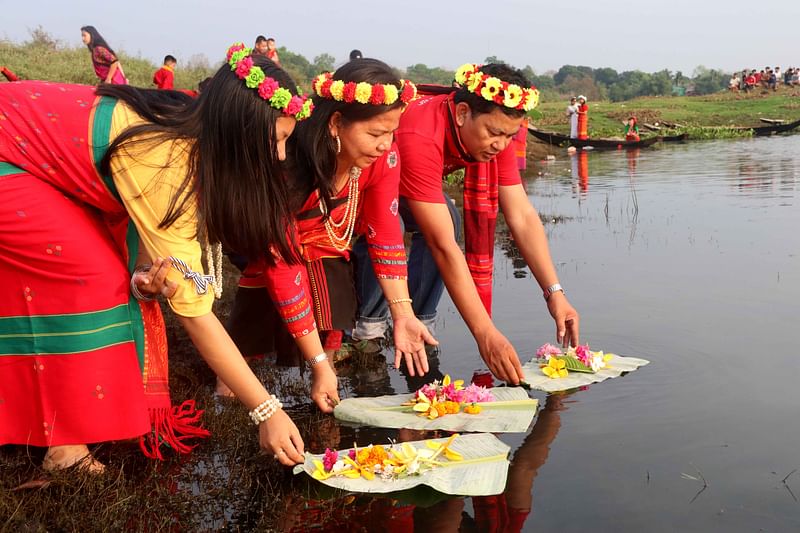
left=397, top=131, right=447, bottom=204
left=496, top=143, right=522, bottom=186
left=358, top=146, right=408, bottom=279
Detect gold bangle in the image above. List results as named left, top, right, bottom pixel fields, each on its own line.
left=388, top=297, right=413, bottom=306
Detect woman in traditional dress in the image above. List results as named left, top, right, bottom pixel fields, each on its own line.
left=225, top=59, right=436, bottom=395
left=0, top=44, right=316, bottom=470
left=576, top=95, right=588, bottom=140
left=80, top=25, right=128, bottom=85
left=624, top=116, right=640, bottom=142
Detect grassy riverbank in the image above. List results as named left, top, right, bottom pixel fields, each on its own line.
left=530, top=86, right=800, bottom=139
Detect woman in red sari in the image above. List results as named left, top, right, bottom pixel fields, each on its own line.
left=576, top=95, right=588, bottom=140
left=226, top=59, right=436, bottom=397
left=80, top=25, right=128, bottom=85
left=0, top=45, right=315, bottom=471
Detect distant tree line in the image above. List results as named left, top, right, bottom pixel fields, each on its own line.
left=4, top=29, right=730, bottom=101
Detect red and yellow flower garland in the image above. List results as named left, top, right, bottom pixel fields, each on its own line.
left=311, top=72, right=417, bottom=106
left=454, top=63, right=539, bottom=112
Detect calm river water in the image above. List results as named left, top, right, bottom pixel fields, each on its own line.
left=299, top=135, right=800, bottom=532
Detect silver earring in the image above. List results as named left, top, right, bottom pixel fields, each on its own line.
left=335, top=135, right=341, bottom=154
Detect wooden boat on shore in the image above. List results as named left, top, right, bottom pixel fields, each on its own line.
left=747, top=117, right=800, bottom=136
left=527, top=127, right=661, bottom=149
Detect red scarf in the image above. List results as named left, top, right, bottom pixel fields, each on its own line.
left=444, top=99, right=499, bottom=315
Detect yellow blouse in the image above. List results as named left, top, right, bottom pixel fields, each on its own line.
left=108, top=102, right=213, bottom=317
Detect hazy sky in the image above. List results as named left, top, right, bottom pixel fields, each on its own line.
left=4, top=0, right=800, bottom=75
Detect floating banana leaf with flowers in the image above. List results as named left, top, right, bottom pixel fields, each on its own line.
left=334, top=378, right=537, bottom=433
left=293, top=433, right=511, bottom=496
left=521, top=343, right=650, bottom=393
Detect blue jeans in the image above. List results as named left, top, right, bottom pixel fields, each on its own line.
left=352, top=194, right=462, bottom=340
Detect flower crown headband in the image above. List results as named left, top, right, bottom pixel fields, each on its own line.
left=226, top=43, right=313, bottom=120
left=454, top=63, right=539, bottom=112
left=311, top=72, right=417, bottom=106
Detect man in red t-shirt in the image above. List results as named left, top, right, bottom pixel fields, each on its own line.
left=353, top=64, right=580, bottom=384
left=152, top=55, right=176, bottom=90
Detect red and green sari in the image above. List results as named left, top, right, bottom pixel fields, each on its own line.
left=0, top=81, right=206, bottom=458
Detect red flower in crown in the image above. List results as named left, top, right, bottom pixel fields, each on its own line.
left=226, top=43, right=246, bottom=62
left=342, top=81, right=357, bottom=103
left=400, top=82, right=416, bottom=103
left=320, top=78, right=333, bottom=98
left=235, top=57, right=254, bottom=79
left=369, top=84, right=386, bottom=105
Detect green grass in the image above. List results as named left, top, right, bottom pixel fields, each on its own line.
left=530, top=87, right=800, bottom=139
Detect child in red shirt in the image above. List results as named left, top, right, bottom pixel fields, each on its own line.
left=152, top=55, right=176, bottom=89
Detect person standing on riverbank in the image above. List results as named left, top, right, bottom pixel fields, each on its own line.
left=351, top=63, right=580, bottom=385
left=80, top=26, right=127, bottom=85
left=576, top=95, right=588, bottom=140
left=566, top=96, right=579, bottom=138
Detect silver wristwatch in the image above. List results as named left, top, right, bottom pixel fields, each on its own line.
left=543, top=283, right=564, bottom=301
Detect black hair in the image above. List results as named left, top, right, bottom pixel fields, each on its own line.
left=288, top=58, right=403, bottom=216
left=453, top=63, right=530, bottom=119
left=349, top=49, right=363, bottom=61
left=255, top=35, right=267, bottom=44
left=98, top=54, right=300, bottom=264
left=164, top=55, right=177, bottom=64
left=266, top=37, right=276, bottom=43
left=80, top=25, right=115, bottom=56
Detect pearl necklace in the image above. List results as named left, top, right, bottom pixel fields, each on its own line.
left=320, top=166, right=361, bottom=251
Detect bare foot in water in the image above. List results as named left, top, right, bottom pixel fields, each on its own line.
left=215, top=376, right=236, bottom=398
left=43, top=444, right=106, bottom=473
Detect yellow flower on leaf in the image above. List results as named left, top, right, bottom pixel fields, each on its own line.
left=542, top=357, right=568, bottom=379
left=329, top=80, right=345, bottom=101
left=354, top=82, right=372, bottom=104
left=425, top=433, right=464, bottom=461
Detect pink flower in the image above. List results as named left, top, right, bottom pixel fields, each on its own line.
left=536, top=343, right=562, bottom=359
left=323, top=448, right=338, bottom=471
left=443, top=384, right=465, bottom=403
left=575, top=344, right=592, bottom=365
left=226, top=43, right=246, bottom=62
left=258, top=77, right=279, bottom=100
left=285, top=95, right=304, bottom=115
left=462, top=384, right=495, bottom=404
left=419, top=384, right=437, bottom=401
left=235, top=57, right=254, bottom=79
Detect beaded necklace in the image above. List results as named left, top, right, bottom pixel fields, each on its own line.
left=320, top=166, right=361, bottom=251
